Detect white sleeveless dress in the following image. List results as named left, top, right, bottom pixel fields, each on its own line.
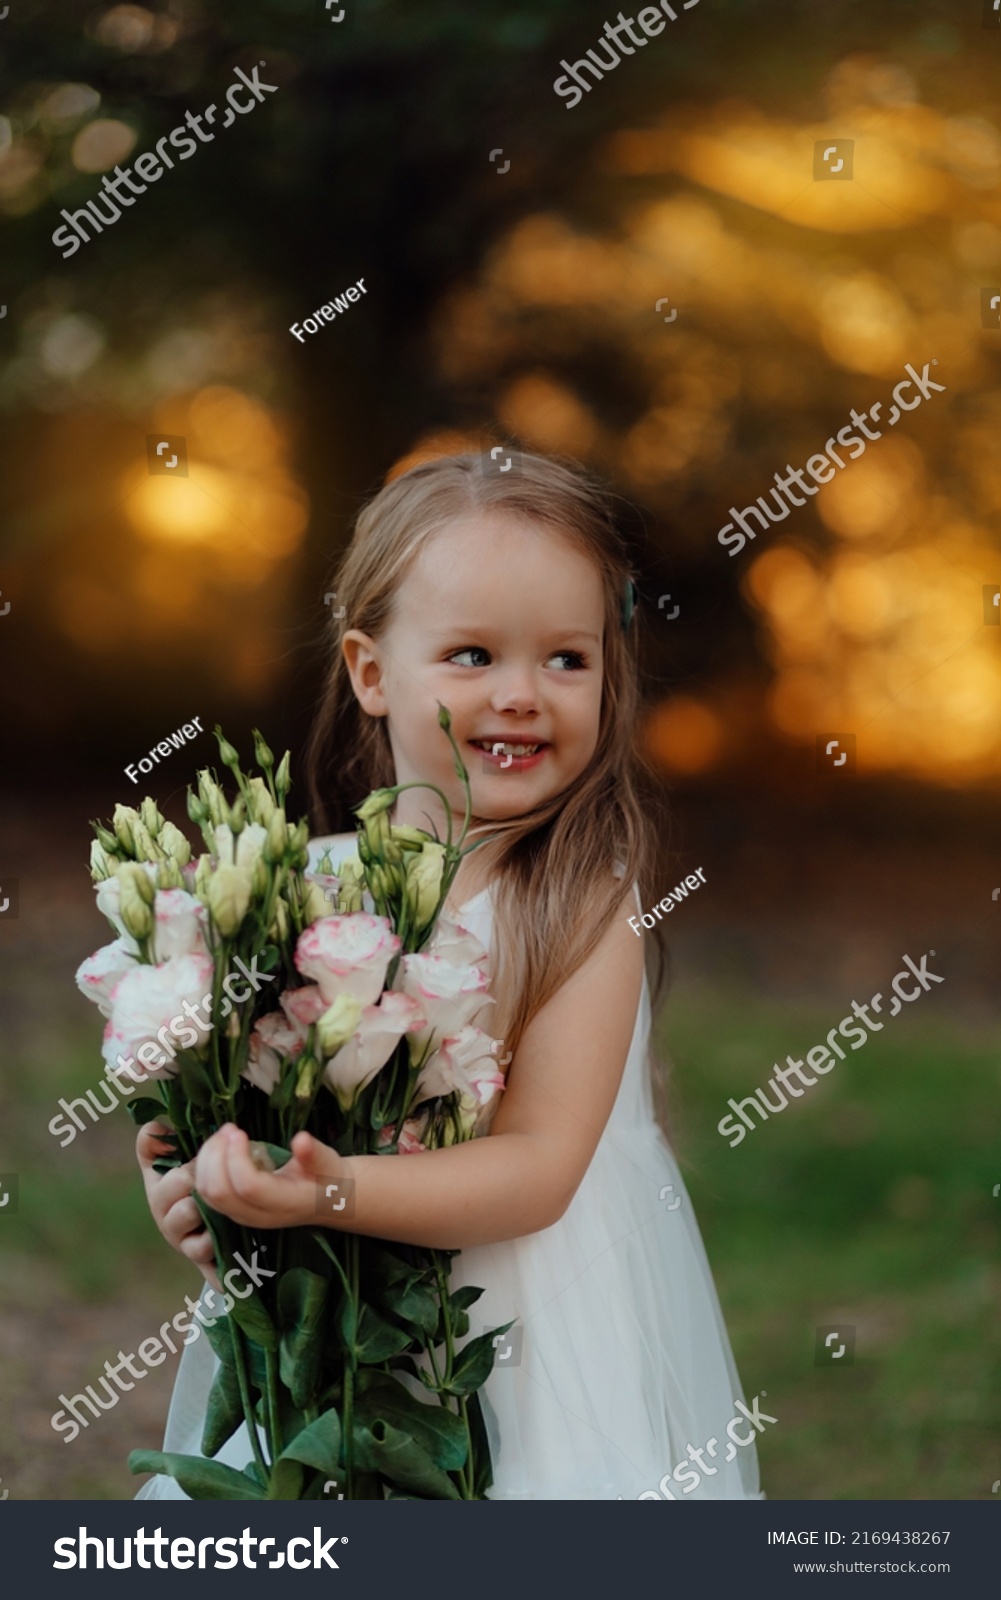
left=136, top=837, right=761, bottom=1501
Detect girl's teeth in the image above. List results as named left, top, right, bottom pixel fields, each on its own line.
left=476, top=742, right=541, bottom=756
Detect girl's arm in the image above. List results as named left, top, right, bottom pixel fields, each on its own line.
left=193, top=883, right=645, bottom=1248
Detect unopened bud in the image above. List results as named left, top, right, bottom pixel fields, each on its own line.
left=253, top=730, right=274, bottom=772
left=113, top=804, right=140, bottom=855
left=215, top=728, right=241, bottom=770
left=159, top=820, right=192, bottom=867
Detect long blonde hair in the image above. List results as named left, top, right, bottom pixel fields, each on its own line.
left=306, top=451, right=672, bottom=1128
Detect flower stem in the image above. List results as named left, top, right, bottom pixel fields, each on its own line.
left=229, top=1319, right=269, bottom=1486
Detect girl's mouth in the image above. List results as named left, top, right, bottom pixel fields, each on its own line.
left=470, top=740, right=550, bottom=771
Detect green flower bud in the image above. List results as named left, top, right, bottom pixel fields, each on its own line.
left=404, top=842, right=447, bottom=933
left=337, top=879, right=364, bottom=915
left=117, top=864, right=155, bottom=940
left=253, top=730, right=274, bottom=772
left=227, top=796, right=247, bottom=834
left=264, top=808, right=288, bottom=865
left=252, top=856, right=269, bottom=898
left=93, top=823, right=121, bottom=857
left=159, top=820, right=192, bottom=867
left=89, top=840, right=113, bottom=882
left=268, top=897, right=289, bottom=942
left=156, top=858, right=185, bottom=890
left=118, top=861, right=156, bottom=905
left=193, top=853, right=213, bottom=899
left=437, top=703, right=452, bottom=733
left=247, top=777, right=276, bottom=826
left=187, top=791, right=209, bottom=828
left=295, top=1051, right=319, bottom=1102
left=316, top=994, right=363, bottom=1059
left=390, top=824, right=432, bottom=852
left=198, top=771, right=227, bottom=828
left=132, top=821, right=165, bottom=863
left=206, top=863, right=253, bottom=937
left=274, top=751, right=291, bottom=802
left=113, top=804, right=140, bottom=855
left=302, top=880, right=333, bottom=925
left=215, top=727, right=241, bottom=770
left=139, top=798, right=164, bottom=837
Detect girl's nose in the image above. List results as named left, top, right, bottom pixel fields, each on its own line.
left=489, top=666, right=541, bottom=717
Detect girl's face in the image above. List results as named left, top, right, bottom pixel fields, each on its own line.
left=343, top=511, right=606, bottom=830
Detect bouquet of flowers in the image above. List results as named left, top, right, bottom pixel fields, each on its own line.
left=75, top=709, right=513, bottom=1500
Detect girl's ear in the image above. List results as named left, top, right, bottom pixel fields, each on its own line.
left=341, top=630, right=388, bottom=717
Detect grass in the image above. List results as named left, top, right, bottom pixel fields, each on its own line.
left=0, top=984, right=997, bottom=1498
left=661, top=981, right=1001, bottom=1500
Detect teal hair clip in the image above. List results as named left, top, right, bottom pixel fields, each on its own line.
left=621, top=577, right=638, bottom=630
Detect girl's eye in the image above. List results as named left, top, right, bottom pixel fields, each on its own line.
left=547, top=650, right=587, bottom=671
left=446, top=646, right=491, bottom=668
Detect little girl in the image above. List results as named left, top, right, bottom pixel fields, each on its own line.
left=136, top=451, right=762, bottom=1501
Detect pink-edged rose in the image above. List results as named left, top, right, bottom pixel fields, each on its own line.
left=415, top=1024, right=506, bottom=1109
left=75, top=938, right=139, bottom=1018
left=397, top=953, right=493, bottom=1049
left=101, top=951, right=215, bottom=1082
left=322, top=990, right=425, bottom=1111
left=295, top=914, right=400, bottom=1007
left=426, top=911, right=489, bottom=972
left=375, top=1115, right=429, bottom=1154
left=150, top=888, right=209, bottom=961
left=245, top=1010, right=306, bottom=1095
left=280, top=984, right=327, bottom=1032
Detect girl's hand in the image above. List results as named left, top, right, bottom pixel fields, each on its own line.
left=136, top=1120, right=221, bottom=1289
left=192, top=1123, right=350, bottom=1231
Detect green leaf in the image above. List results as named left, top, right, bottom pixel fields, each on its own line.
left=228, top=1289, right=278, bottom=1352
left=255, top=943, right=281, bottom=973
left=178, top=1052, right=213, bottom=1107
left=392, top=1279, right=439, bottom=1337
left=353, top=1419, right=461, bottom=1500
left=354, top=1305, right=414, bottom=1363
left=201, top=1358, right=245, bottom=1457
left=278, top=1267, right=327, bottom=1409
left=128, top=1450, right=265, bottom=1499
left=267, top=1457, right=305, bottom=1501
left=280, top=1408, right=343, bottom=1479
left=125, top=1096, right=167, bottom=1127
left=355, top=1370, right=468, bottom=1471
left=445, top=1323, right=516, bottom=1396
left=466, top=1391, right=495, bottom=1500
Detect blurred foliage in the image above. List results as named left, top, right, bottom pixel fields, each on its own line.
left=3, top=0, right=1001, bottom=785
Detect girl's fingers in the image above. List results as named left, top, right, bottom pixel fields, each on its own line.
left=179, top=1230, right=218, bottom=1269
left=162, top=1195, right=203, bottom=1246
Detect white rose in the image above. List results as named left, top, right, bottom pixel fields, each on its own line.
left=245, top=1010, right=305, bottom=1095
left=101, top=952, right=215, bottom=1082
left=75, top=938, right=139, bottom=1018
left=150, top=888, right=209, bottom=961
left=295, top=913, right=400, bottom=1007
left=426, top=910, right=490, bottom=972
left=94, top=862, right=159, bottom=953
left=323, top=990, right=425, bottom=1111
left=415, top=1024, right=506, bottom=1109
left=398, top=954, right=493, bottom=1049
